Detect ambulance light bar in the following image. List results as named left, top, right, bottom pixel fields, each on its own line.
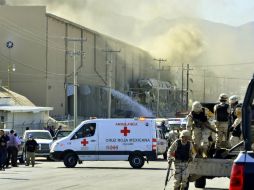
left=134, top=117, right=146, bottom=121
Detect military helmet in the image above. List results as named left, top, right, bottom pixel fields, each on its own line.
left=219, top=93, right=228, bottom=102
left=180, top=130, right=191, bottom=138
left=192, top=101, right=202, bottom=113
left=229, top=95, right=239, bottom=104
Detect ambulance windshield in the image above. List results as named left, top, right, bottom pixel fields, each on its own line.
left=72, top=123, right=96, bottom=139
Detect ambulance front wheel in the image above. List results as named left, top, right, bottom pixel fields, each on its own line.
left=129, top=154, right=145, bottom=169
left=64, top=153, right=78, bottom=168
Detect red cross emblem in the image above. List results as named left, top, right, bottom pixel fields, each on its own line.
left=81, top=138, right=89, bottom=146
left=120, top=127, right=130, bottom=136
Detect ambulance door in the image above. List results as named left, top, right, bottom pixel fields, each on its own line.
left=70, top=122, right=98, bottom=161
left=98, top=120, right=128, bottom=161
left=156, top=128, right=167, bottom=155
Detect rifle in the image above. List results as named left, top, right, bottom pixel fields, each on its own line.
left=163, top=158, right=173, bottom=190
left=192, top=118, right=217, bottom=134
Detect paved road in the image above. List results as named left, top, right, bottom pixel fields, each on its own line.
left=0, top=158, right=229, bottom=190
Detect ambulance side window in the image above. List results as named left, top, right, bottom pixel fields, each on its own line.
left=71, top=123, right=96, bottom=139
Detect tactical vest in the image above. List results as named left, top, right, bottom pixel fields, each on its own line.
left=191, top=108, right=208, bottom=128
left=215, top=103, right=229, bottom=122
left=175, top=139, right=190, bottom=161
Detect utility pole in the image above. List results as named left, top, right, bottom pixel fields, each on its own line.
left=103, top=49, right=121, bottom=118
left=203, top=69, right=206, bottom=102
left=181, top=63, right=184, bottom=111
left=6, top=41, right=14, bottom=90
left=154, top=58, right=166, bottom=117
left=186, top=64, right=192, bottom=110
left=182, top=64, right=192, bottom=111
left=65, top=38, right=86, bottom=128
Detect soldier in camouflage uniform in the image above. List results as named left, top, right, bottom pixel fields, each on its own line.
left=229, top=106, right=242, bottom=147
left=228, top=95, right=239, bottom=127
left=167, top=130, right=193, bottom=190
left=186, top=101, right=211, bottom=158
left=214, top=93, right=230, bottom=149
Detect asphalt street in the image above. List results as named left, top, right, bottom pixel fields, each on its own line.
left=0, top=158, right=229, bottom=190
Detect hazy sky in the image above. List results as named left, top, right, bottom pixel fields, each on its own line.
left=5, top=0, right=254, bottom=26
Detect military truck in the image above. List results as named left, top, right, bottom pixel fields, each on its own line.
left=188, top=76, right=254, bottom=188
left=229, top=75, right=254, bottom=189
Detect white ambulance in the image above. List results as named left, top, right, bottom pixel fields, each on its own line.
left=50, top=118, right=167, bottom=168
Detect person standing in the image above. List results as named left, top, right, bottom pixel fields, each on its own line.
left=167, top=130, right=194, bottom=190
left=25, top=134, right=38, bottom=167
left=229, top=105, right=242, bottom=147
left=55, top=125, right=63, bottom=135
left=214, top=93, right=230, bottom=150
left=159, top=120, right=167, bottom=135
left=0, top=130, right=9, bottom=171
left=7, top=130, right=19, bottom=167
left=186, top=101, right=211, bottom=158
left=228, top=95, right=239, bottom=126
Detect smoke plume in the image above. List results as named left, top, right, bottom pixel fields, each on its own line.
left=0, top=0, right=6, bottom=5
left=143, top=23, right=205, bottom=64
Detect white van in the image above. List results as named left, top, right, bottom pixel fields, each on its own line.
left=50, top=118, right=167, bottom=168
left=167, top=118, right=184, bottom=130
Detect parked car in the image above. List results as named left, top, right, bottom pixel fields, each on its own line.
left=167, top=118, right=184, bottom=131
left=180, top=117, right=187, bottom=129
left=22, top=130, right=53, bottom=160
left=53, top=129, right=72, bottom=140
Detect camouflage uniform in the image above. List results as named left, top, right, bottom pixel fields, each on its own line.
left=186, top=102, right=210, bottom=157
left=167, top=130, right=193, bottom=190
left=214, top=97, right=230, bottom=149
left=229, top=106, right=242, bottom=147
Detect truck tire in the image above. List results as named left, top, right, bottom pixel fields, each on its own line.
left=129, top=154, right=145, bottom=169
left=195, top=176, right=206, bottom=188
left=63, top=153, right=78, bottom=168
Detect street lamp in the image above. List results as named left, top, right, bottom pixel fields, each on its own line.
left=7, top=64, right=16, bottom=90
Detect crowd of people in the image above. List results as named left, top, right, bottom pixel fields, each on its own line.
left=166, top=93, right=242, bottom=190
left=0, top=129, right=39, bottom=171
left=0, top=129, right=21, bottom=170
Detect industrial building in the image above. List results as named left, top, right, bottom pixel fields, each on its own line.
left=0, top=6, right=178, bottom=122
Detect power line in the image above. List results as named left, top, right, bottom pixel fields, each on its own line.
left=191, top=61, right=254, bottom=68
left=189, top=73, right=250, bottom=80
